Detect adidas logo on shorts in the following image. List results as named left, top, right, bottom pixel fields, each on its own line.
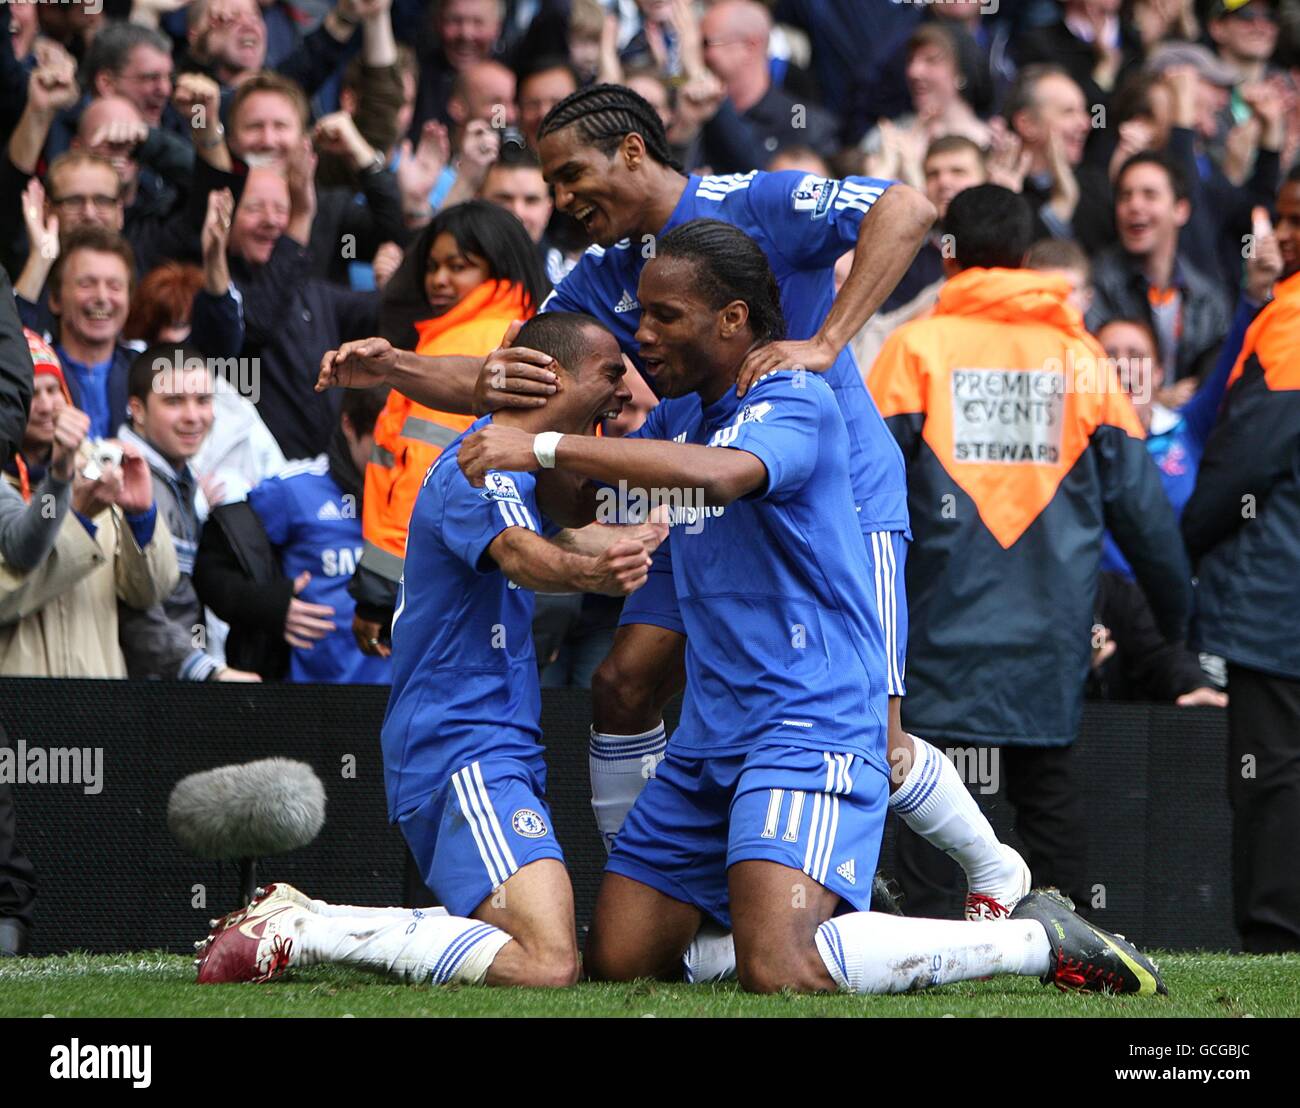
left=836, top=859, right=856, bottom=885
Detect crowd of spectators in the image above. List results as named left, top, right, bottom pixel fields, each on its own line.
left=1, top=0, right=1298, bottom=953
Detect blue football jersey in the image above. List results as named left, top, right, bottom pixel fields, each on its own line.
left=381, top=416, right=546, bottom=820
left=246, top=458, right=392, bottom=686
left=642, top=371, right=890, bottom=768
left=543, top=170, right=909, bottom=536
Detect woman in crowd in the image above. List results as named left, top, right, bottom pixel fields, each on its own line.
left=351, top=200, right=549, bottom=656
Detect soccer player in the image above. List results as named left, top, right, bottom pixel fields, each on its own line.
left=195, top=313, right=666, bottom=988
left=457, top=220, right=1166, bottom=995
left=315, top=85, right=1033, bottom=940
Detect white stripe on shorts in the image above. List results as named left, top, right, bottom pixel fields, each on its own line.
left=471, top=761, right=518, bottom=875
left=451, top=766, right=505, bottom=888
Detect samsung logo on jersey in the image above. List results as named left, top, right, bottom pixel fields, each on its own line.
left=321, top=546, right=363, bottom=576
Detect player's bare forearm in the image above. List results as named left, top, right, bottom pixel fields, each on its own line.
left=487, top=525, right=651, bottom=596
left=821, top=183, right=936, bottom=352
left=389, top=350, right=483, bottom=414
left=553, top=435, right=764, bottom=507
left=488, top=526, right=601, bottom=593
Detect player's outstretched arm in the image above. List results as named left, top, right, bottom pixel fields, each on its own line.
left=459, top=426, right=768, bottom=507
left=487, top=526, right=657, bottom=596
left=316, top=333, right=558, bottom=416
left=736, top=183, right=937, bottom=395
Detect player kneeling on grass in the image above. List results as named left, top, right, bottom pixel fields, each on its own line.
left=457, top=219, right=1167, bottom=996
left=195, top=314, right=666, bottom=987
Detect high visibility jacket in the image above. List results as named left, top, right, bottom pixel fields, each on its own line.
left=869, top=267, right=1191, bottom=746
left=353, top=280, right=535, bottom=616
left=1183, top=268, right=1300, bottom=680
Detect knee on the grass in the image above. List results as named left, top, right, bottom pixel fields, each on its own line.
left=583, top=931, right=673, bottom=983
left=505, top=942, right=580, bottom=988
left=736, top=945, right=836, bottom=995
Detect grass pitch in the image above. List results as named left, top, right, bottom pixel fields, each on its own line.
left=0, top=951, right=1296, bottom=1017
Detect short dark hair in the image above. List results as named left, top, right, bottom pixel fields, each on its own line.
left=127, top=342, right=211, bottom=403
left=538, top=83, right=682, bottom=171
left=341, top=386, right=390, bottom=438
left=944, top=185, right=1034, bottom=269
left=514, top=312, right=609, bottom=375
left=50, top=225, right=135, bottom=298
left=83, top=21, right=170, bottom=84
left=517, top=55, right=579, bottom=90
left=656, top=219, right=786, bottom=345
left=488, top=142, right=542, bottom=173
left=1116, top=151, right=1189, bottom=203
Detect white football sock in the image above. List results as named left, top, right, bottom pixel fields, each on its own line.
left=307, top=900, right=448, bottom=921
left=815, top=912, right=1051, bottom=993
left=290, top=910, right=510, bottom=985
left=683, top=923, right=737, bottom=982
left=888, top=735, right=1008, bottom=891
left=589, top=722, right=666, bottom=853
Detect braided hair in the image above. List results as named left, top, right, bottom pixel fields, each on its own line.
left=657, top=220, right=786, bottom=345
left=537, top=83, right=683, bottom=172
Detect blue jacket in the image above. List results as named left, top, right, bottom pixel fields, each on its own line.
left=247, top=455, right=391, bottom=685
left=1184, top=270, right=1300, bottom=680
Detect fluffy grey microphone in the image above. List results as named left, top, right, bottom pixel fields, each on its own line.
left=168, top=759, right=326, bottom=906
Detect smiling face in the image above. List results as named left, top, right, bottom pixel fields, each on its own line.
left=439, top=0, right=501, bottom=71
left=635, top=255, right=743, bottom=400
left=1116, top=162, right=1188, bottom=259
left=105, top=43, right=174, bottom=126
left=906, top=43, right=961, bottom=116
left=23, top=374, right=68, bottom=455
left=230, top=89, right=304, bottom=167
left=130, top=360, right=214, bottom=464
left=1017, top=72, right=1089, bottom=166
left=550, top=325, right=632, bottom=433
left=229, top=168, right=290, bottom=265
left=538, top=126, right=648, bottom=246
left=196, top=0, right=266, bottom=77
left=52, top=248, right=131, bottom=351
left=424, top=231, right=492, bottom=314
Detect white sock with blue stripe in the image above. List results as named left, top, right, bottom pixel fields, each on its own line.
left=589, top=723, right=667, bottom=853
left=292, top=911, right=511, bottom=985
left=683, top=923, right=736, bottom=982
left=888, top=736, right=1006, bottom=891
left=815, top=912, right=1051, bottom=993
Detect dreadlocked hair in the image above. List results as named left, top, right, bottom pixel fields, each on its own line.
left=657, top=220, right=786, bottom=345
left=537, top=83, right=683, bottom=172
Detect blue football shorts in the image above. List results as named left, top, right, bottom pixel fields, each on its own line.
left=397, top=752, right=565, bottom=918
left=618, top=528, right=908, bottom=695
left=606, top=741, right=889, bottom=930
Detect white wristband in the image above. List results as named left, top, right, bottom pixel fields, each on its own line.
left=533, top=431, right=563, bottom=469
